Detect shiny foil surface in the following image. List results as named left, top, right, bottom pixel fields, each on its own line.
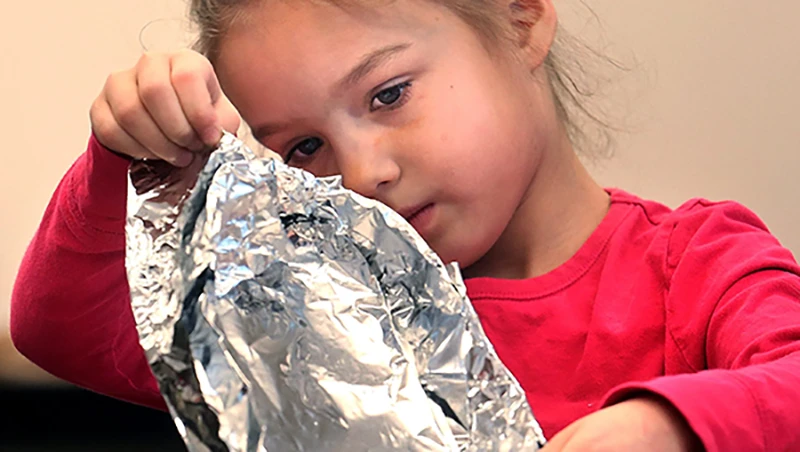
left=126, top=133, right=546, bottom=451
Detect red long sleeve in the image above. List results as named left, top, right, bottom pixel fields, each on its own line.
left=468, top=192, right=800, bottom=451
left=600, top=200, right=800, bottom=451
left=12, top=136, right=800, bottom=450
left=10, top=135, right=165, bottom=411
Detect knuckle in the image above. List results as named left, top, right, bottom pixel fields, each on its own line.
left=104, top=71, right=124, bottom=89
left=90, top=113, right=116, bottom=141
left=189, top=110, right=216, bottom=130
left=176, top=48, right=210, bottom=67
left=138, top=79, right=170, bottom=105
left=197, top=56, right=214, bottom=73
left=175, top=48, right=198, bottom=59
left=169, top=65, right=195, bottom=87
left=114, top=98, right=142, bottom=127
left=137, top=51, right=162, bottom=68
left=88, top=97, right=103, bottom=121
left=171, top=53, right=212, bottom=85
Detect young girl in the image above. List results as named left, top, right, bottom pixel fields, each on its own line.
left=10, top=0, right=800, bottom=450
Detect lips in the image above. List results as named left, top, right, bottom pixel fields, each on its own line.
left=398, top=203, right=427, bottom=221
left=398, top=203, right=435, bottom=233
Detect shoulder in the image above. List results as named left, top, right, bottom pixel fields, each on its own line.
left=608, top=188, right=794, bottom=280
left=610, top=188, right=767, bottom=229
left=609, top=188, right=775, bottom=246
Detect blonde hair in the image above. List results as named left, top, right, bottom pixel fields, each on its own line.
left=189, top=0, right=614, bottom=157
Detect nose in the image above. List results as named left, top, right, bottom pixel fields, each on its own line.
left=334, top=131, right=401, bottom=199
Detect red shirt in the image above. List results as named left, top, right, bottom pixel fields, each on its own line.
left=11, top=136, right=800, bottom=451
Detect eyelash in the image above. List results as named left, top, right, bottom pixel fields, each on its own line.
left=283, top=137, right=323, bottom=164
left=283, top=80, right=414, bottom=164
left=370, top=80, right=413, bottom=112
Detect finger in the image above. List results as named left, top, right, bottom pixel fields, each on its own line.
left=136, top=53, right=205, bottom=151
left=541, top=419, right=581, bottom=451
left=216, top=94, right=242, bottom=136
left=90, top=95, right=160, bottom=160
left=106, top=71, right=195, bottom=167
left=170, top=51, right=222, bottom=146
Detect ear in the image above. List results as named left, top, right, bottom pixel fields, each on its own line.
left=505, top=0, right=558, bottom=70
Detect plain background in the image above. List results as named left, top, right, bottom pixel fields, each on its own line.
left=1, top=1, right=799, bottom=382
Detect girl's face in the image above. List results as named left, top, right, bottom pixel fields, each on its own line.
left=215, top=0, right=561, bottom=269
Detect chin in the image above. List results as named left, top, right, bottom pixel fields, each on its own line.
left=427, top=226, right=497, bottom=275
left=445, top=232, right=505, bottom=278
left=429, top=245, right=459, bottom=266
left=434, top=245, right=480, bottom=274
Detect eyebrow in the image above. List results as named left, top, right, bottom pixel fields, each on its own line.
left=252, top=122, right=288, bottom=141
left=252, top=43, right=412, bottom=141
left=338, top=42, right=413, bottom=90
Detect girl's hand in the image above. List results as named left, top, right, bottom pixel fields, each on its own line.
left=543, top=397, right=703, bottom=452
left=90, top=49, right=240, bottom=167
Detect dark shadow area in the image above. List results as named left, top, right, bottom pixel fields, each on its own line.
left=1, top=384, right=185, bottom=451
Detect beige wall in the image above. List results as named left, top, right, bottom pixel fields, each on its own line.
left=575, top=2, right=800, bottom=245
left=1, top=1, right=799, bottom=380
left=0, top=0, right=189, bottom=380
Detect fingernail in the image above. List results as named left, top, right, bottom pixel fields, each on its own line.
left=202, top=126, right=222, bottom=146
left=187, top=138, right=205, bottom=152
left=174, top=151, right=194, bottom=167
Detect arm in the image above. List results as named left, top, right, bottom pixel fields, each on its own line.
left=603, top=201, right=800, bottom=451
left=10, top=135, right=165, bottom=410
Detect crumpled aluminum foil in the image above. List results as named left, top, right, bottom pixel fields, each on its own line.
left=126, top=132, right=546, bottom=451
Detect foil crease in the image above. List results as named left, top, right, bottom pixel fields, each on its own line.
left=126, top=132, right=546, bottom=451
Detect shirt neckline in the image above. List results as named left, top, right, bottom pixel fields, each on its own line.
left=464, top=188, right=636, bottom=301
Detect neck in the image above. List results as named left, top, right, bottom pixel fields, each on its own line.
left=462, top=130, right=610, bottom=280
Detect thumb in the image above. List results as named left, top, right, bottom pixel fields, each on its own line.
left=216, top=95, right=241, bottom=137
left=541, top=420, right=581, bottom=451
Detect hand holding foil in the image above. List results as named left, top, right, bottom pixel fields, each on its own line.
left=126, top=133, right=546, bottom=451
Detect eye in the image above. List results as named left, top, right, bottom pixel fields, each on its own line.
left=370, top=81, right=412, bottom=111
left=285, top=137, right=324, bottom=163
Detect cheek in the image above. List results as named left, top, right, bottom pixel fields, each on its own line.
left=375, top=114, right=426, bottom=150
left=305, top=155, right=340, bottom=178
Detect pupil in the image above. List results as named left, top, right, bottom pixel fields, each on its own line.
left=377, top=87, right=401, bottom=104
left=298, top=137, right=323, bottom=155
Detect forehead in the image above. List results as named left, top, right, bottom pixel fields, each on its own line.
left=214, top=1, right=451, bottom=105
left=216, top=1, right=447, bottom=75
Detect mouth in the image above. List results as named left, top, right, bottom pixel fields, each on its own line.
left=398, top=203, right=435, bottom=232
left=398, top=203, right=427, bottom=221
